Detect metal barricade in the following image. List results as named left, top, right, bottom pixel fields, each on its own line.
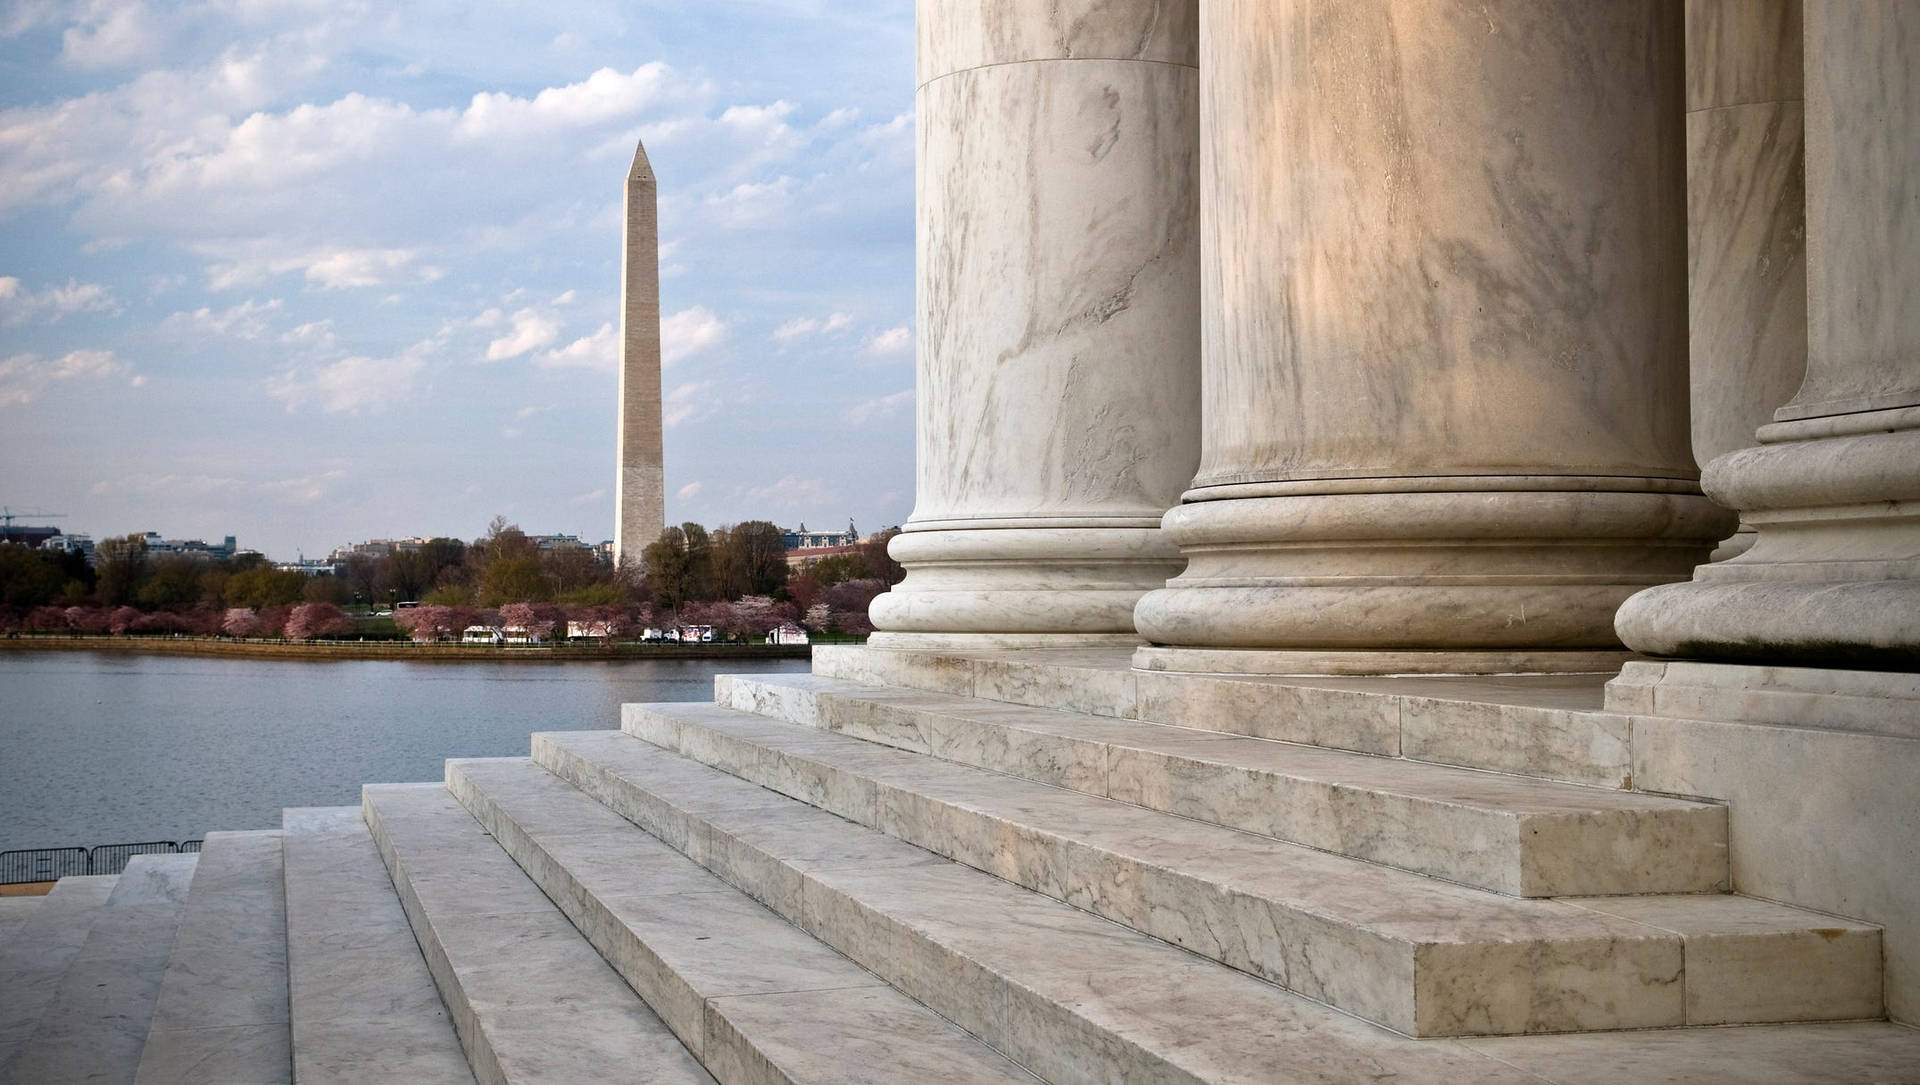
left=0, top=847, right=89, bottom=884
left=85, top=841, right=181, bottom=876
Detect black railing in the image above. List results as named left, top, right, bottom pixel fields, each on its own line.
left=0, top=839, right=206, bottom=883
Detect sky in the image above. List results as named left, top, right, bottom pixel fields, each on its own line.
left=0, top=0, right=918, bottom=560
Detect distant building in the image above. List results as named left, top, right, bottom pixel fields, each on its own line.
left=143, top=532, right=237, bottom=561
left=781, top=521, right=859, bottom=550
left=0, top=525, right=60, bottom=549
left=327, top=537, right=433, bottom=563
left=274, top=559, right=341, bottom=578
left=528, top=534, right=591, bottom=552
left=44, top=533, right=94, bottom=564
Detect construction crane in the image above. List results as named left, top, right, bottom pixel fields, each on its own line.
left=0, top=506, right=65, bottom=529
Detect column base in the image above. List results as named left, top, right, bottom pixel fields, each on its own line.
left=1132, top=645, right=1637, bottom=677
left=869, top=631, right=1146, bottom=650
left=1605, top=659, right=1920, bottom=737
left=1615, top=411, right=1920, bottom=670
left=867, top=521, right=1182, bottom=641
left=1132, top=484, right=1732, bottom=671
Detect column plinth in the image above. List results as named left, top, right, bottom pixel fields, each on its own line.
left=869, top=1, right=1201, bottom=648
left=1133, top=0, right=1730, bottom=676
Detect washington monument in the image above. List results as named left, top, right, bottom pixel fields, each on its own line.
left=614, top=139, right=665, bottom=569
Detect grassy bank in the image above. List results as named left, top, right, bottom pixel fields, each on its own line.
left=0, top=634, right=815, bottom=663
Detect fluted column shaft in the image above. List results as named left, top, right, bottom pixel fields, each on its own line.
left=1133, top=0, right=1732, bottom=675
left=1617, top=1, right=1920, bottom=669
left=1685, top=0, right=1808, bottom=561
left=869, top=0, right=1201, bottom=647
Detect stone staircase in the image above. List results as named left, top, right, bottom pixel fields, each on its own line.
left=4, top=647, right=1918, bottom=1083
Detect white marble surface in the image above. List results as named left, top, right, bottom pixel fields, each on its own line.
left=1632, top=711, right=1920, bottom=1023
left=0, top=874, right=118, bottom=1059
left=362, top=783, right=714, bottom=1085
left=918, top=0, right=1195, bottom=85
left=1617, top=3, right=1920, bottom=665
left=3, top=854, right=196, bottom=1085
left=1686, top=0, right=1806, bottom=482
left=620, top=699, right=1886, bottom=1038
left=134, top=830, right=289, bottom=1085
left=281, top=807, right=472, bottom=1085
left=534, top=728, right=1555, bottom=1082
left=444, top=756, right=1038, bottom=1083
left=1791, top=1, right=1920, bottom=420
left=875, top=2, right=1200, bottom=644
left=1132, top=0, right=1727, bottom=669
left=718, top=671, right=1728, bottom=898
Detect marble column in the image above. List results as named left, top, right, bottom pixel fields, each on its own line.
left=867, top=0, right=1201, bottom=647
left=1687, top=0, right=1807, bottom=560
left=1132, top=0, right=1733, bottom=675
left=1616, top=1, right=1920, bottom=670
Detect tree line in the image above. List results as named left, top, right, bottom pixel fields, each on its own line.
left=0, top=516, right=904, bottom=641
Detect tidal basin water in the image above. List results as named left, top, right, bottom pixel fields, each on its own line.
left=0, top=651, right=812, bottom=853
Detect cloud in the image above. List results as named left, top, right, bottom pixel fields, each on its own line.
left=676, top=481, right=702, bottom=500
left=0, top=348, right=131, bottom=406
left=662, top=380, right=718, bottom=428
left=740, top=475, right=833, bottom=511
left=706, top=176, right=795, bottom=229
left=845, top=388, right=913, bottom=425
left=457, top=63, right=676, bottom=141
left=569, top=488, right=605, bottom=504
left=61, top=0, right=168, bottom=70
left=258, top=469, right=347, bottom=504
left=0, top=276, right=120, bottom=325
left=537, top=322, right=616, bottom=370
left=863, top=326, right=911, bottom=358
left=89, top=472, right=242, bottom=498
left=204, top=246, right=441, bottom=291
left=485, top=306, right=560, bottom=361
left=160, top=297, right=282, bottom=340
left=660, top=305, right=725, bottom=365
left=269, top=334, right=438, bottom=413
left=771, top=311, right=852, bottom=344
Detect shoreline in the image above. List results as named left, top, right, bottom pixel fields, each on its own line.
left=0, top=634, right=815, bottom=663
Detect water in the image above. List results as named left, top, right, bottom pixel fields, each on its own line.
left=0, top=651, right=812, bottom=853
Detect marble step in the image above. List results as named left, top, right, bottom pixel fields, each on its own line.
left=1, top=853, right=197, bottom=1085
left=134, top=831, right=291, bottom=1085
left=361, top=782, right=717, bottom=1085
left=622, top=701, right=1883, bottom=1038
left=0, top=874, right=119, bottom=1073
left=0, top=898, right=42, bottom=953
left=812, top=644, right=1643, bottom=788
left=530, top=727, right=1558, bottom=1084
left=531, top=729, right=1920, bottom=1084
left=443, top=755, right=1043, bottom=1084
left=281, top=807, right=472, bottom=1085
left=716, top=672, right=1728, bottom=897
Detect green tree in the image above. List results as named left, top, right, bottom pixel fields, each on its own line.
left=93, top=534, right=149, bottom=606
left=136, top=555, right=204, bottom=609
left=642, top=526, right=694, bottom=611
left=0, top=544, right=66, bottom=607
left=723, top=520, right=790, bottom=598
left=225, top=565, right=308, bottom=609
left=478, top=556, right=549, bottom=605
left=302, top=574, right=353, bottom=605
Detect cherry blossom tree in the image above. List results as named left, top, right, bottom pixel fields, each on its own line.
left=108, top=605, right=141, bottom=634
left=803, top=602, right=832, bottom=633
left=222, top=607, right=262, bottom=637
left=284, top=602, right=352, bottom=641
left=26, top=605, right=67, bottom=632
left=65, top=606, right=110, bottom=634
